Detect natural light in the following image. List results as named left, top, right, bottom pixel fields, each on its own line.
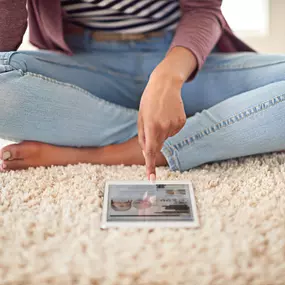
left=222, top=0, right=269, bottom=36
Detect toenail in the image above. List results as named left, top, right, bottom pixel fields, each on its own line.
left=2, top=151, right=11, bottom=161
left=2, top=164, right=7, bottom=169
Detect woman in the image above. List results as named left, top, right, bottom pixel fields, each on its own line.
left=0, top=0, right=284, bottom=181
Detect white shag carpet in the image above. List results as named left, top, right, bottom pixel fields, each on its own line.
left=1, top=137, right=285, bottom=285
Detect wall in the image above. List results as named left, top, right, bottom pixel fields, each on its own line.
left=235, top=0, right=285, bottom=53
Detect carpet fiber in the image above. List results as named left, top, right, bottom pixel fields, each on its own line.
left=1, top=141, right=285, bottom=284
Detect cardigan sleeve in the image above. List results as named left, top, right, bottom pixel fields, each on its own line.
left=169, top=0, right=226, bottom=79
left=0, top=0, right=27, bottom=51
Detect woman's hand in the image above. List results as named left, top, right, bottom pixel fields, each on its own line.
left=138, top=68, right=186, bottom=181
left=138, top=47, right=197, bottom=181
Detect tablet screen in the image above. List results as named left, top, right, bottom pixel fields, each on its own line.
left=101, top=181, right=199, bottom=228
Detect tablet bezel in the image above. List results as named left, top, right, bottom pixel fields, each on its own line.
left=101, top=180, right=199, bottom=229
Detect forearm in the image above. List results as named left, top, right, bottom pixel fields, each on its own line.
left=168, top=0, right=225, bottom=80
left=0, top=0, right=27, bottom=51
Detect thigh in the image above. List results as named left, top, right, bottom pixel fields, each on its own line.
left=8, top=49, right=142, bottom=109
left=0, top=51, right=138, bottom=146
left=182, top=52, right=285, bottom=116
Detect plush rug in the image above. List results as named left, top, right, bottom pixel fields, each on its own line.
left=0, top=137, right=285, bottom=285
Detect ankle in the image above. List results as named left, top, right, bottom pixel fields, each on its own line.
left=156, top=151, right=168, bottom=166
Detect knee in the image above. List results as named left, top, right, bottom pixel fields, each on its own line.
left=0, top=51, right=28, bottom=75
left=0, top=52, right=27, bottom=112
left=0, top=51, right=29, bottom=94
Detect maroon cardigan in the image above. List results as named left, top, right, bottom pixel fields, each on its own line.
left=0, top=0, right=254, bottom=74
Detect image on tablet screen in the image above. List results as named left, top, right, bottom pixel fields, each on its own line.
left=107, top=183, right=194, bottom=222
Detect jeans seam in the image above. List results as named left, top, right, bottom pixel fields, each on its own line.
left=24, top=72, right=139, bottom=115
left=173, top=94, right=285, bottom=152
left=33, top=56, right=145, bottom=81
left=162, top=93, right=285, bottom=171
left=202, top=60, right=285, bottom=72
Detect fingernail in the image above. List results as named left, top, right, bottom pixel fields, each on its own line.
left=142, top=150, right=145, bottom=158
left=143, top=191, right=148, bottom=200
left=150, top=174, right=156, bottom=183
left=2, top=151, right=11, bottom=161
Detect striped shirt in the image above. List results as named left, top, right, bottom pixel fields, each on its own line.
left=61, top=0, right=181, bottom=33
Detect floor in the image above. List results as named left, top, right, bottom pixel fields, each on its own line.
left=0, top=139, right=10, bottom=149
left=1, top=151, right=285, bottom=284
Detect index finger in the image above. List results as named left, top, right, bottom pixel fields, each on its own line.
left=137, top=114, right=146, bottom=151
left=144, top=127, right=163, bottom=181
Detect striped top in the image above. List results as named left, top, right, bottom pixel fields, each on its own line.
left=61, top=0, right=181, bottom=33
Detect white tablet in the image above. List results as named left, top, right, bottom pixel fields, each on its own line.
left=101, top=180, right=199, bottom=229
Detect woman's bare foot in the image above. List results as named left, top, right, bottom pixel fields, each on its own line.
left=0, top=137, right=167, bottom=171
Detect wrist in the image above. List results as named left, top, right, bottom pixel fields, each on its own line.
left=150, top=63, right=185, bottom=89
left=156, top=47, right=198, bottom=84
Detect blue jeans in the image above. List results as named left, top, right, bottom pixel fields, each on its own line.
left=0, top=30, right=285, bottom=171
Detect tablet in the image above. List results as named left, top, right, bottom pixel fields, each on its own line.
left=101, top=180, right=199, bottom=229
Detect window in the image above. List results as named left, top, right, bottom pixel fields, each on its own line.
left=222, top=0, right=269, bottom=37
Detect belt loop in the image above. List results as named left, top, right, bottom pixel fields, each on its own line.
left=84, top=29, right=92, bottom=49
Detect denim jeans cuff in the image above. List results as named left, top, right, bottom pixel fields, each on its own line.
left=161, top=141, right=181, bottom=172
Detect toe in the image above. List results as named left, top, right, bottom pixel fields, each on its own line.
left=0, top=141, right=39, bottom=161
left=2, top=160, right=28, bottom=171
left=1, top=143, right=23, bottom=161
left=0, top=164, right=5, bottom=172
